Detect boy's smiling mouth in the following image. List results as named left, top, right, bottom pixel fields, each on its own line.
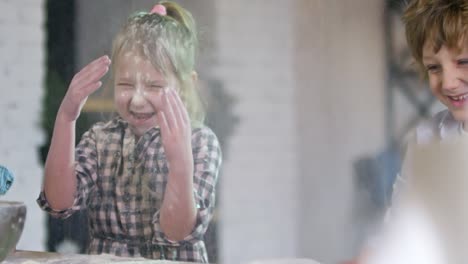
left=446, top=93, right=468, bottom=107
left=448, top=93, right=468, bottom=101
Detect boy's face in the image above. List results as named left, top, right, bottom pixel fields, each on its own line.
left=423, top=41, right=468, bottom=123
left=114, top=50, right=176, bottom=136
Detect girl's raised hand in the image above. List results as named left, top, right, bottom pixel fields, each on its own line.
left=157, top=88, right=194, bottom=176
left=60, top=55, right=111, bottom=121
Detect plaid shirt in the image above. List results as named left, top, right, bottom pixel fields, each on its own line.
left=37, top=117, right=222, bottom=263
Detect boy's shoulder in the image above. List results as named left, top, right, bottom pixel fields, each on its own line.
left=415, top=109, right=461, bottom=144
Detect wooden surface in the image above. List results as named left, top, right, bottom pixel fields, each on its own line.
left=3, top=250, right=193, bottom=264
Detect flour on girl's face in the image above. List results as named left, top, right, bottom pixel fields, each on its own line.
left=114, top=50, right=176, bottom=137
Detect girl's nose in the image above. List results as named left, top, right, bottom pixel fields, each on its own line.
left=130, top=90, right=147, bottom=108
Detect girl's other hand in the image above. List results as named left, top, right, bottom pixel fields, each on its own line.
left=157, top=88, right=194, bottom=177
left=60, top=55, right=111, bottom=121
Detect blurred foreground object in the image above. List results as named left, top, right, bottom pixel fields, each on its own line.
left=365, top=136, right=468, bottom=264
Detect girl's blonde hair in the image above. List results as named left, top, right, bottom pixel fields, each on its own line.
left=403, top=0, right=468, bottom=76
left=110, top=1, right=204, bottom=126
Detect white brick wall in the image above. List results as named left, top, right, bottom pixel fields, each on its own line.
left=216, top=0, right=387, bottom=263
left=215, top=2, right=299, bottom=264
left=0, top=0, right=46, bottom=251
left=294, top=0, right=386, bottom=262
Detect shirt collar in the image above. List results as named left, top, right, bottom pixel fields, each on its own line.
left=439, top=111, right=464, bottom=140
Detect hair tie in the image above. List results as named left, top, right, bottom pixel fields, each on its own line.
left=150, top=4, right=167, bottom=16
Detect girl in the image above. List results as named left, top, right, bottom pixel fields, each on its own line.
left=37, top=2, right=221, bottom=262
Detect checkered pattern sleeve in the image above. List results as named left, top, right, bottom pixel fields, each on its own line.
left=37, top=125, right=99, bottom=219
left=152, top=126, right=222, bottom=245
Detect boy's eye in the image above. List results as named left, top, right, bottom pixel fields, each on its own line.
left=425, top=64, right=440, bottom=73
left=457, top=59, right=468, bottom=65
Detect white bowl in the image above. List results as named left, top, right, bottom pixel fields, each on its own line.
left=0, top=201, right=27, bottom=261
left=247, top=258, right=321, bottom=264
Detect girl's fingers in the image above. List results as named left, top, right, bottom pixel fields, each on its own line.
left=170, top=89, right=190, bottom=125
left=162, top=89, right=178, bottom=131
left=72, top=65, right=109, bottom=95
left=70, top=65, right=109, bottom=102
left=157, top=111, right=171, bottom=136
left=73, top=56, right=108, bottom=81
left=84, top=63, right=110, bottom=83
left=166, top=89, right=187, bottom=128
left=66, top=81, right=102, bottom=107
left=82, top=81, right=103, bottom=95
left=75, top=60, right=110, bottom=86
left=72, top=56, right=110, bottom=87
left=68, top=59, right=108, bottom=98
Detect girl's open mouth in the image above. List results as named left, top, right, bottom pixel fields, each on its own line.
left=131, top=111, right=155, bottom=120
